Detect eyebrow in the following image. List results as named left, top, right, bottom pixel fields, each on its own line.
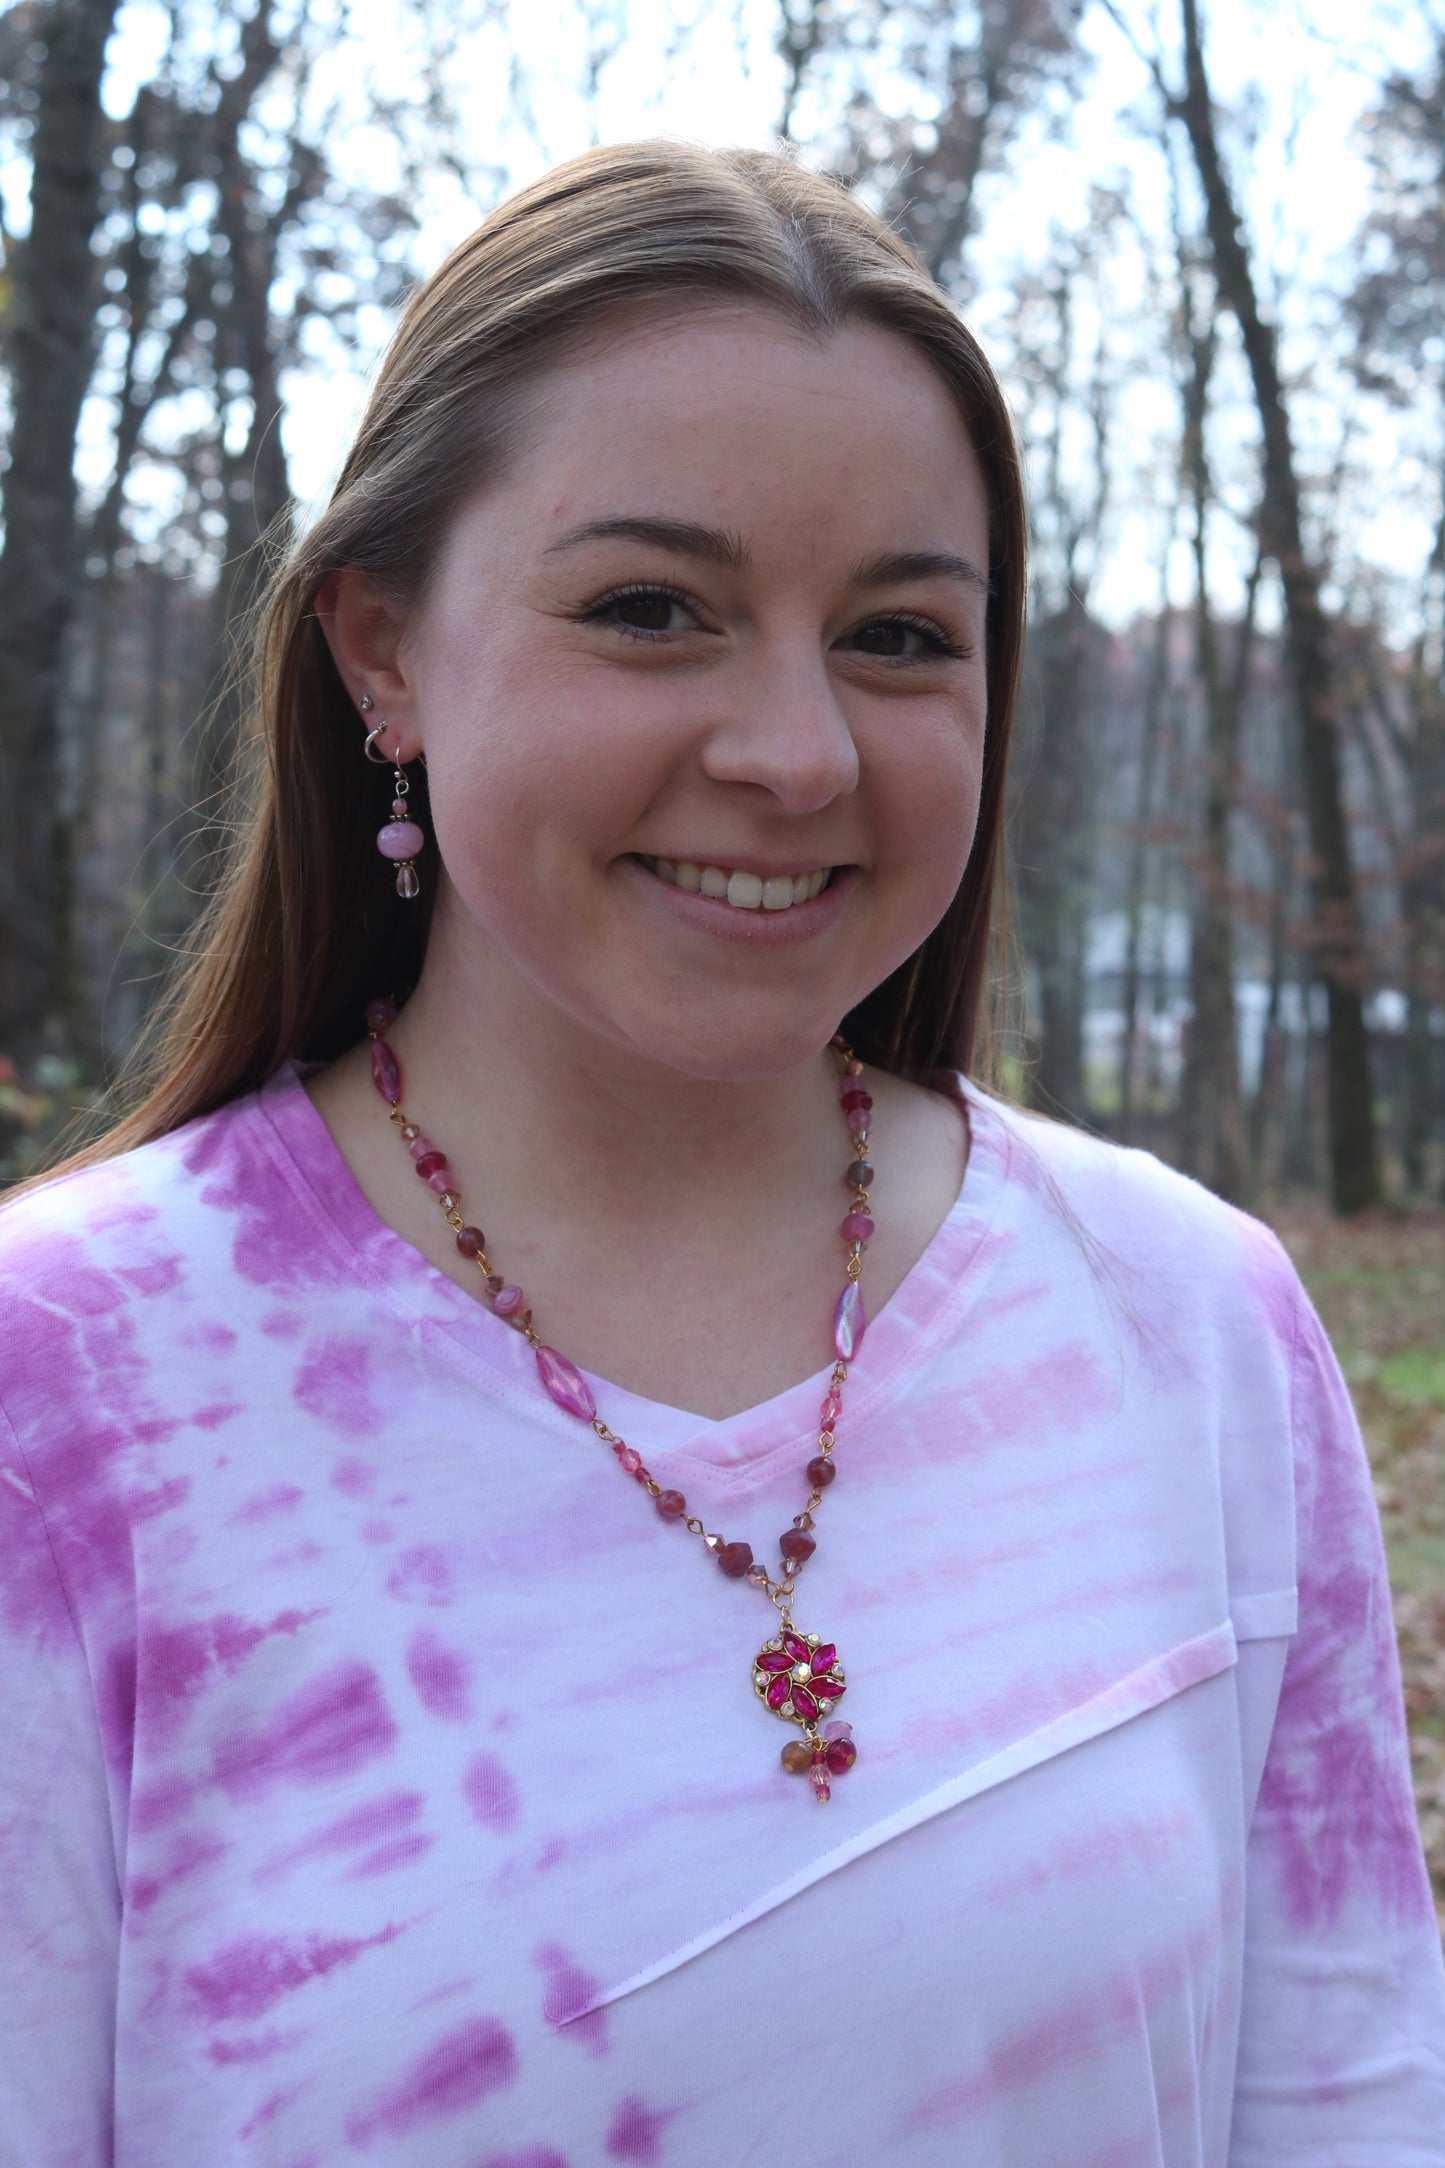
left=545, top=516, right=751, bottom=569
left=851, top=548, right=994, bottom=598
left=544, top=517, right=992, bottom=599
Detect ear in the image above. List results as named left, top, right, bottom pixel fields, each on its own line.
left=313, top=565, right=423, bottom=764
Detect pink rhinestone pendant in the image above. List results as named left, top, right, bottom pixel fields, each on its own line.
left=752, top=1626, right=852, bottom=1800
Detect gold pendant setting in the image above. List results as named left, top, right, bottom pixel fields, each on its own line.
left=753, top=1627, right=857, bottom=1801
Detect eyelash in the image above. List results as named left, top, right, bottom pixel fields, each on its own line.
left=578, top=581, right=695, bottom=641
left=578, top=582, right=972, bottom=661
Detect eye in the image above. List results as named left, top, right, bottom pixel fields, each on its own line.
left=839, top=614, right=971, bottom=662
left=581, top=582, right=700, bottom=640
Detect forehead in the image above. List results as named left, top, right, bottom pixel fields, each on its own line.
left=479, top=302, right=990, bottom=565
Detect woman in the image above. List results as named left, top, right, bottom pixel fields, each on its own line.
left=0, top=141, right=1440, bottom=2168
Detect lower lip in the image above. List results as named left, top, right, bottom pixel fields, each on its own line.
left=622, top=858, right=853, bottom=945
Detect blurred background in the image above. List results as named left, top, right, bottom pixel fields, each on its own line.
left=0, top=0, right=1440, bottom=1916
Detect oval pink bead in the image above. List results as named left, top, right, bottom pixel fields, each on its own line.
left=407, top=1136, right=436, bottom=1162
left=819, top=1392, right=842, bottom=1425
left=535, top=1345, right=597, bottom=1421
left=846, top=1105, right=870, bottom=1134
left=493, top=1284, right=525, bottom=1317
left=377, top=820, right=425, bottom=861
left=370, top=1038, right=401, bottom=1104
left=833, top=1278, right=866, bottom=1360
left=841, top=1212, right=875, bottom=1242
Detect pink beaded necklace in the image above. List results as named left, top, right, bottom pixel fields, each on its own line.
left=363, top=996, right=875, bottom=1805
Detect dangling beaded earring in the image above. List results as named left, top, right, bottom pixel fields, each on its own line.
left=361, top=694, right=424, bottom=900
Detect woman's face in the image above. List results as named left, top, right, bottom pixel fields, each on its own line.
left=353, top=305, right=992, bottom=1080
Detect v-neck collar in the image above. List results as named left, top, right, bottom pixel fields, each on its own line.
left=251, top=1056, right=1014, bottom=1481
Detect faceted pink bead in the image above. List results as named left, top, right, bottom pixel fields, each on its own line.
left=810, top=1643, right=837, bottom=1674
left=820, top=1392, right=842, bottom=1425
left=841, top=1089, right=873, bottom=1111
left=809, top=1762, right=832, bottom=1803
left=535, top=1346, right=596, bottom=1421
left=846, top=1106, right=870, bottom=1135
left=615, top=1446, right=643, bottom=1474
left=766, top=1675, right=793, bottom=1711
left=825, top=1737, right=857, bottom=1774
left=493, top=1285, right=525, bottom=1318
left=414, top=1150, right=448, bottom=1180
left=370, top=1038, right=401, bottom=1104
left=791, top=1682, right=819, bottom=1722
left=377, top=820, right=425, bottom=860
left=427, top=1172, right=454, bottom=1197
left=407, top=1135, right=437, bottom=1161
left=823, top=1720, right=853, bottom=1743
left=841, top=1212, right=875, bottom=1242
left=833, top=1279, right=866, bottom=1361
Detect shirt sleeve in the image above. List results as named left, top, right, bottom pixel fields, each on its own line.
left=1229, top=1278, right=1445, bottom=2162
left=0, top=1406, right=119, bottom=2167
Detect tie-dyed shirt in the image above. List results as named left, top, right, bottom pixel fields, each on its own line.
left=1, top=1059, right=1441, bottom=2168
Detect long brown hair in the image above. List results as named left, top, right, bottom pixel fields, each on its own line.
left=17, top=139, right=1026, bottom=1196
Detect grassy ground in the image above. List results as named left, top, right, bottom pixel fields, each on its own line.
left=1271, top=1206, right=1445, bottom=1935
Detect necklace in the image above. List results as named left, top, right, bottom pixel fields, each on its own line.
left=363, top=996, right=875, bottom=1805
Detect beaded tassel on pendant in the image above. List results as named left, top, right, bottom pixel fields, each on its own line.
left=363, top=993, right=874, bottom=1803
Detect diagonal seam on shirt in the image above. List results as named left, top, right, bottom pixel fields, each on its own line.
left=563, top=1618, right=1240, bottom=2023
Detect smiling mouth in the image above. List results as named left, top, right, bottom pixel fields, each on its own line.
left=638, top=856, right=836, bottom=913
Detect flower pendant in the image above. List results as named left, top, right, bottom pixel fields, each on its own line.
left=753, top=1627, right=857, bottom=1802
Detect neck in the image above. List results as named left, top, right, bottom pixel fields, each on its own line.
left=387, top=925, right=846, bottom=1248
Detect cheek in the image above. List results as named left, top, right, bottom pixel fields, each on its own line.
left=420, top=666, right=659, bottom=916
left=868, top=696, right=986, bottom=888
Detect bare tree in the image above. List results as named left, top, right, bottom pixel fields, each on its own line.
left=0, top=0, right=122, bottom=1072
left=1100, top=0, right=1382, bottom=1209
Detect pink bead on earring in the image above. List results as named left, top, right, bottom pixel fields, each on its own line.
left=361, top=695, right=424, bottom=900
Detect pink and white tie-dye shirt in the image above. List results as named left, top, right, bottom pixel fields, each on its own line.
left=1, top=1059, right=1441, bottom=2168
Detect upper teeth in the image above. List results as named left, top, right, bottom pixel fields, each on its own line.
left=648, top=859, right=832, bottom=911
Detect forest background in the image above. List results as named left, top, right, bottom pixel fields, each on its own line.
left=0, top=0, right=1441, bottom=1920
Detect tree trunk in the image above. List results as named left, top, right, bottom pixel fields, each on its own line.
left=1174, top=0, right=1380, bottom=1211
left=1024, top=593, right=1093, bottom=1119
left=0, top=0, right=121, bottom=1068
left=1118, top=595, right=1172, bottom=1138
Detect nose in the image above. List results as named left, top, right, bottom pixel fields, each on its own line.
left=698, top=649, right=860, bottom=815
